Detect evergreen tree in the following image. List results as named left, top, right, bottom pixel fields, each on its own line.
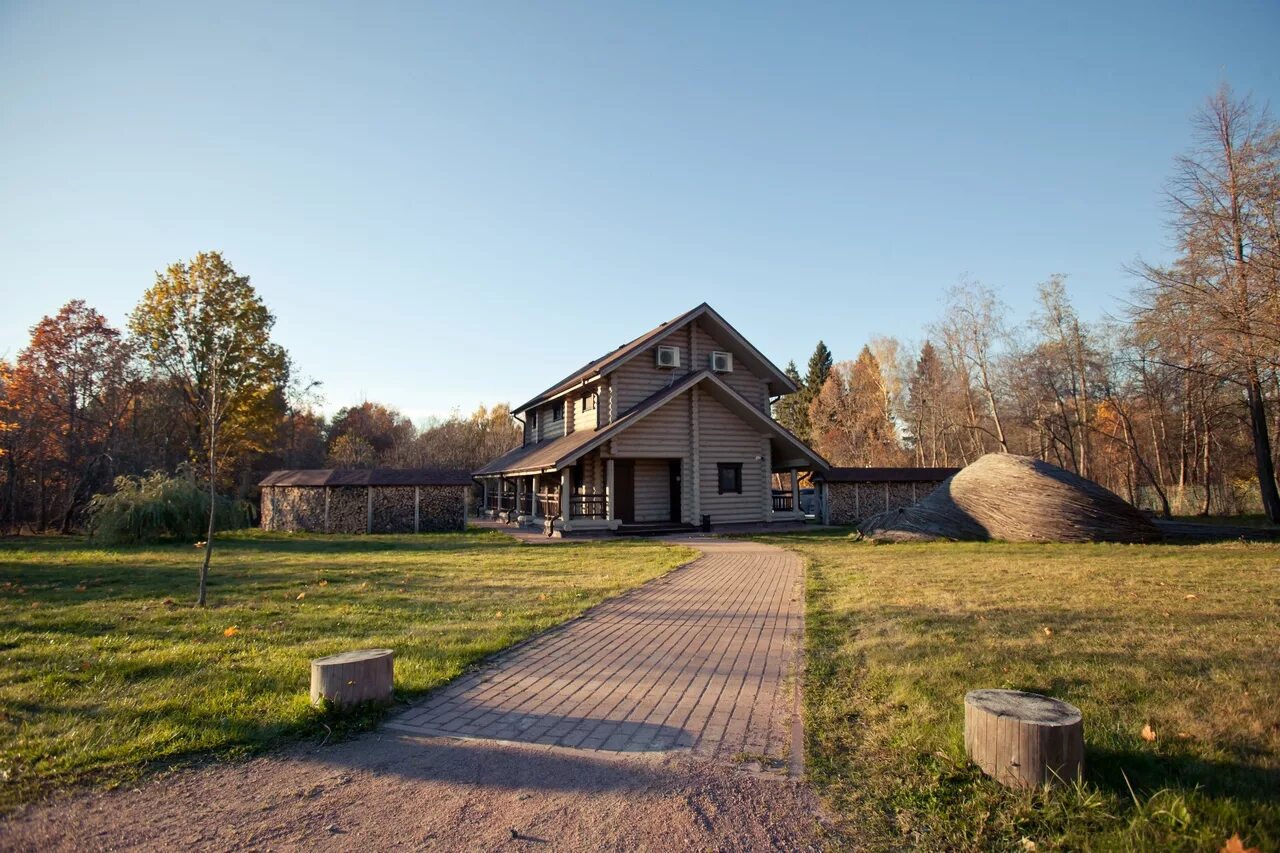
left=773, top=360, right=809, bottom=439
left=805, top=341, right=833, bottom=396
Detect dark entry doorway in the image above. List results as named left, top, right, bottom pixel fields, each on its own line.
left=614, top=460, right=635, bottom=524
left=668, top=460, right=682, bottom=523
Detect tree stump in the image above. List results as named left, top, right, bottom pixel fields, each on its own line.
left=310, top=649, right=394, bottom=708
left=964, top=689, right=1083, bottom=788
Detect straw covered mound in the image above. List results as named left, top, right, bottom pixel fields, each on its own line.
left=857, top=453, right=1162, bottom=544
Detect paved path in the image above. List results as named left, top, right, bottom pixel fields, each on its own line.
left=387, top=538, right=804, bottom=771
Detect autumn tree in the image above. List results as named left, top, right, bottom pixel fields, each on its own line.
left=130, top=251, right=288, bottom=605
left=326, top=401, right=415, bottom=463
left=808, top=347, right=903, bottom=466
left=1134, top=84, right=1280, bottom=520
left=934, top=280, right=1011, bottom=454
left=904, top=341, right=954, bottom=465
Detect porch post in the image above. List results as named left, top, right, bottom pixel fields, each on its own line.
left=790, top=468, right=801, bottom=518
left=560, top=468, right=572, bottom=520
left=516, top=478, right=525, bottom=519
left=532, top=474, right=541, bottom=519
left=481, top=479, right=489, bottom=515
left=606, top=458, right=615, bottom=520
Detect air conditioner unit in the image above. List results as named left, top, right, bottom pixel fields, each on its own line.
left=710, top=351, right=733, bottom=373
left=655, top=345, right=681, bottom=368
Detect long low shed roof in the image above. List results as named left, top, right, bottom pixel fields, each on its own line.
left=818, top=466, right=960, bottom=483
left=259, top=468, right=474, bottom=487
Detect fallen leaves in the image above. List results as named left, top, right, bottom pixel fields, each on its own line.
left=1222, top=833, right=1260, bottom=853
left=1185, top=593, right=1199, bottom=601
left=296, top=592, right=306, bottom=600
left=1042, top=627, right=1054, bottom=637
left=223, top=626, right=239, bottom=637
left=1141, top=724, right=1157, bottom=742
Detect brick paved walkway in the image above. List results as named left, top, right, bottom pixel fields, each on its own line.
left=386, top=538, right=803, bottom=769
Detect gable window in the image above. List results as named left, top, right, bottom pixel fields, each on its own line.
left=717, top=463, right=743, bottom=495
left=581, top=391, right=596, bottom=412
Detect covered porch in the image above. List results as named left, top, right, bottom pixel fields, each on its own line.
left=477, top=450, right=819, bottom=536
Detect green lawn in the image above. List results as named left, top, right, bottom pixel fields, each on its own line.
left=763, top=529, right=1279, bottom=852
left=0, top=529, right=694, bottom=810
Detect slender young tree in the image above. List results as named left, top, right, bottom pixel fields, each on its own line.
left=130, top=252, right=288, bottom=605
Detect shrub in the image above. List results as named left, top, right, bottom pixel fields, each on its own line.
left=87, top=466, right=254, bottom=544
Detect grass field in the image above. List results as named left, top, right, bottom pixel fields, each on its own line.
left=0, top=530, right=693, bottom=810
left=764, top=530, right=1279, bottom=852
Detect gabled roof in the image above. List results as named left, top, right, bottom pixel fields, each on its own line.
left=816, top=467, right=960, bottom=483
left=259, top=468, right=474, bottom=487
left=477, top=370, right=826, bottom=477
left=513, top=303, right=798, bottom=413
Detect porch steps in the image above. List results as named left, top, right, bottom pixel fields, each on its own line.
left=615, top=522, right=699, bottom=537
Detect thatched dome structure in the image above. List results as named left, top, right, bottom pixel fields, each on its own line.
left=857, top=454, right=1162, bottom=544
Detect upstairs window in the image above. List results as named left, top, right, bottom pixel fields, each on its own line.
left=717, top=463, right=743, bottom=495
left=551, top=404, right=562, bottom=422
left=582, top=391, right=597, bottom=412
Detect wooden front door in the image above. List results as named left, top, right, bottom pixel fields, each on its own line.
left=614, top=460, right=635, bottom=524
left=668, top=460, right=682, bottom=523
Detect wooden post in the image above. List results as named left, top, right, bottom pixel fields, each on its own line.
left=690, top=389, right=701, bottom=523
left=366, top=486, right=373, bottom=534
left=964, top=689, right=1084, bottom=788
left=790, top=468, right=801, bottom=518
left=414, top=486, right=421, bottom=533
left=560, top=468, right=572, bottom=522
left=532, top=474, right=541, bottom=519
left=310, top=649, right=394, bottom=708
left=605, top=460, right=615, bottom=520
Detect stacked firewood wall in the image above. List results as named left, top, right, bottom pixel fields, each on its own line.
left=327, top=487, right=368, bottom=534
left=261, top=486, right=325, bottom=532
left=826, top=480, right=948, bottom=525
left=261, top=485, right=467, bottom=533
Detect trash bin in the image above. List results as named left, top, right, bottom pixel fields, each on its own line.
left=700, top=514, right=711, bottom=533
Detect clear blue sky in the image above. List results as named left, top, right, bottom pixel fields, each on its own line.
left=2, top=1, right=1277, bottom=422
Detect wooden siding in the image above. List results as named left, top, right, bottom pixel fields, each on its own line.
left=611, top=349, right=681, bottom=412
left=537, top=402, right=566, bottom=441
left=697, top=391, right=767, bottom=524
left=692, top=321, right=768, bottom=411
left=570, top=383, right=599, bottom=433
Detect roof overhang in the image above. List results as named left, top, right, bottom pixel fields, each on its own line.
left=513, top=303, right=799, bottom=413
left=479, top=370, right=825, bottom=477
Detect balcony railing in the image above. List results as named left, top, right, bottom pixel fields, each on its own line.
left=571, top=494, right=607, bottom=520
left=537, top=492, right=561, bottom=519
left=771, top=492, right=794, bottom=512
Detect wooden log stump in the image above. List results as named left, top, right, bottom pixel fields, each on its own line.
left=964, top=689, right=1083, bottom=788
left=310, top=649, right=394, bottom=708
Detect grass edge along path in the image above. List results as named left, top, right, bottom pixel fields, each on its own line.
left=0, top=529, right=695, bottom=810
left=760, top=529, right=1279, bottom=852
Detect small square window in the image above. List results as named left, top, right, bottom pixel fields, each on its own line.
left=582, top=392, right=596, bottom=412
left=552, top=404, right=562, bottom=421
left=717, top=463, right=743, bottom=495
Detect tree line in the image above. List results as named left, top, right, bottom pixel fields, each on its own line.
left=0, top=251, right=521, bottom=535
left=775, top=85, right=1280, bottom=522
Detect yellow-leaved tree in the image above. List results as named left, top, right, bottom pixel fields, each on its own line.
left=130, top=251, right=289, bottom=605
